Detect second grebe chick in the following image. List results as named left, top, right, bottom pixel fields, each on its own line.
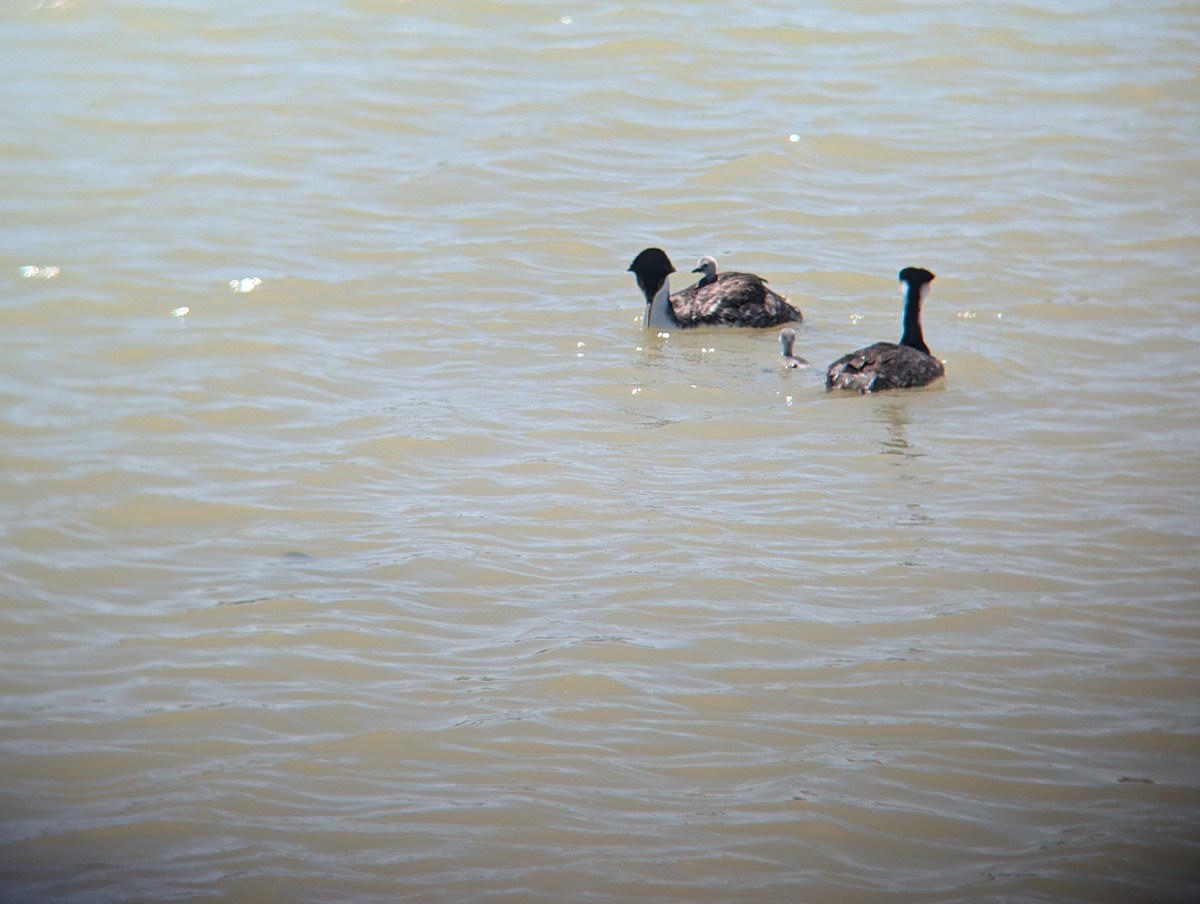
left=779, top=327, right=810, bottom=369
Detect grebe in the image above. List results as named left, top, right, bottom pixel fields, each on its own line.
left=825, top=267, right=944, bottom=393
left=779, top=328, right=810, bottom=369
left=691, top=255, right=720, bottom=286
left=628, top=248, right=802, bottom=330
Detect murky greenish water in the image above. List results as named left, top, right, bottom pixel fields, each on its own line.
left=1, top=1, right=1198, bottom=901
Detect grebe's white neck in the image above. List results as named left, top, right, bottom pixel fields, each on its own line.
left=644, top=273, right=677, bottom=330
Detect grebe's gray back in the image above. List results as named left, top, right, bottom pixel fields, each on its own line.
left=628, top=248, right=802, bottom=330
left=825, top=267, right=944, bottom=393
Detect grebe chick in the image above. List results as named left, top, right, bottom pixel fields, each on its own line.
left=628, top=248, right=802, bottom=331
left=825, top=267, right=944, bottom=393
left=779, top=328, right=810, bottom=369
left=692, top=255, right=719, bottom=287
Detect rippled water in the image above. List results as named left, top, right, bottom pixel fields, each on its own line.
left=2, top=0, right=1199, bottom=901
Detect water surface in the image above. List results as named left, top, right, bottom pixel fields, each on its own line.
left=2, top=1, right=1198, bottom=901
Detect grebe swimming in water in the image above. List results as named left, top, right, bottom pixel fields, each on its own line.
left=825, top=267, right=944, bottom=393
left=779, top=328, right=810, bottom=369
left=628, top=248, right=802, bottom=330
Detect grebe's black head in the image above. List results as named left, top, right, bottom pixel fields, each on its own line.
left=628, top=248, right=676, bottom=302
left=899, top=267, right=935, bottom=287
left=629, top=248, right=675, bottom=278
